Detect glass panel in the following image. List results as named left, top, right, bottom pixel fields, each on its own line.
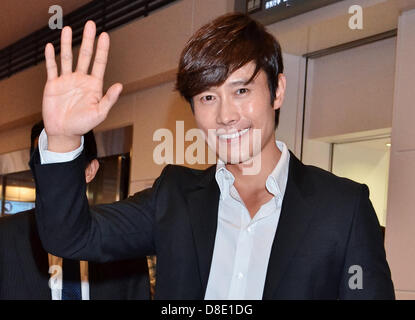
left=3, top=170, right=36, bottom=215
left=87, top=153, right=130, bottom=205
left=0, top=153, right=130, bottom=216
left=332, top=137, right=391, bottom=227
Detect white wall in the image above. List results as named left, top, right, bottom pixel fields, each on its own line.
left=384, top=8, right=415, bottom=300
left=332, top=138, right=391, bottom=226
left=306, top=38, right=396, bottom=139
left=275, top=53, right=306, bottom=158
left=300, top=36, right=396, bottom=170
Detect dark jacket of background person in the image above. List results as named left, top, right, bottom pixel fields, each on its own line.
left=0, top=209, right=151, bottom=300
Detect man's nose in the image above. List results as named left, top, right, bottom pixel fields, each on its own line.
left=217, top=98, right=240, bottom=126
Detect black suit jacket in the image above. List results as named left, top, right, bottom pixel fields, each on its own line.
left=0, top=210, right=150, bottom=300
left=30, top=150, right=395, bottom=299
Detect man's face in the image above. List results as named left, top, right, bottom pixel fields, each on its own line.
left=193, top=61, right=284, bottom=165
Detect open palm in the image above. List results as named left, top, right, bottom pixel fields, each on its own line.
left=42, top=21, right=122, bottom=151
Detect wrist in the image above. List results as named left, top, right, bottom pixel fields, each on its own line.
left=47, top=135, right=82, bottom=153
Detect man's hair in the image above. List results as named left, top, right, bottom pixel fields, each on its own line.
left=30, top=120, right=45, bottom=157
left=30, top=120, right=97, bottom=166
left=176, top=13, right=284, bottom=128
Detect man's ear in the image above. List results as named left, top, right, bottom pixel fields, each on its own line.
left=273, top=73, right=286, bottom=111
left=85, top=159, right=100, bottom=184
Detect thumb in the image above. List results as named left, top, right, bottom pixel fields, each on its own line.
left=99, top=83, right=123, bottom=117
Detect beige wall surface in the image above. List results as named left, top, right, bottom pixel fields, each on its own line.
left=306, top=37, right=396, bottom=139
left=96, top=79, right=209, bottom=191
left=332, top=138, right=391, bottom=227
left=275, top=53, right=306, bottom=158
left=0, top=123, right=35, bottom=155
left=385, top=8, right=415, bottom=300
left=266, top=0, right=399, bottom=56
left=0, top=62, right=45, bottom=130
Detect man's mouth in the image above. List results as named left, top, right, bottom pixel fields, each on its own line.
left=217, top=128, right=250, bottom=140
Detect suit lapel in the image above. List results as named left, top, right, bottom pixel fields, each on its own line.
left=185, top=165, right=220, bottom=296
left=262, top=152, right=316, bottom=299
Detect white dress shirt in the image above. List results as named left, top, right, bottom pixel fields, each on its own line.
left=48, top=255, right=90, bottom=300
left=204, top=140, right=290, bottom=300
left=38, top=129, right=84, bottom=164
left=38, top=130, right=290, bottom=300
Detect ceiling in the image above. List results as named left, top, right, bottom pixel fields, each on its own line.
left=2, top=0, right=415, bottom=54
left=0, top=0, right=93, bottom=50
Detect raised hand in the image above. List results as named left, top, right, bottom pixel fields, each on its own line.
left=42, top=21, right=123, bottom=152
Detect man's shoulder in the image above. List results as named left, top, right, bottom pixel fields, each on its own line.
left=289, top=158, right=371, bottom=226
left=306, top=163, right=361, bottom=188
left=294, top=157, right=365, bottom=200
left=0, top=209, right=35, bottom=241
left=0, top=209, right=35, bottom=228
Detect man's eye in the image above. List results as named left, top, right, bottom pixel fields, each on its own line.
left=201, top=95, right=215, bottom=102
left=236, top=88, right=248, bottom=95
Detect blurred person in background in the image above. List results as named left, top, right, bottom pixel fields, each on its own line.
left=0, top=121, right=150, bottom=300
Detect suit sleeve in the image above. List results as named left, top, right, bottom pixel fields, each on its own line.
left=30, top=149, right=167, bottom=263
left=338, top=184, right=395, bottom=299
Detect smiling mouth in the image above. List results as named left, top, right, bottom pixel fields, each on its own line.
left=217, top=128, right=250, bottom=140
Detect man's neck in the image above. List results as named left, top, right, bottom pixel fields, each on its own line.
left=225, top=134, right=282, bottom=192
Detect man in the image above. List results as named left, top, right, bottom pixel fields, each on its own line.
left=0, top=122, right=150, bottom=300
left=31, top=14, right=394, bottom=299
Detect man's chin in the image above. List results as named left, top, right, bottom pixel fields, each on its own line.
left=220, top=153, right=262, bottom=175
left=218, top=154, right=253, bottom=165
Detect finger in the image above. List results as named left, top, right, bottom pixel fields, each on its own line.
left=60, top=26, right=73, bottom=75
left=91, top=32, right=110, bottom=80
left=76, top=21, right=96, bottom=74
left=45, top=43, right=58, bottom=80
left=98, top=83, right=123, bottom=117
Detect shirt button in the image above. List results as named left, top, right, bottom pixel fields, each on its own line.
left=247, top=226, right=252, bottom=233
left=237, top=272, right=244, bottom=279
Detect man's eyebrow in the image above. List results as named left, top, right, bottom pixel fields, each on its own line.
left=227, top=79, right=252, bottom=86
